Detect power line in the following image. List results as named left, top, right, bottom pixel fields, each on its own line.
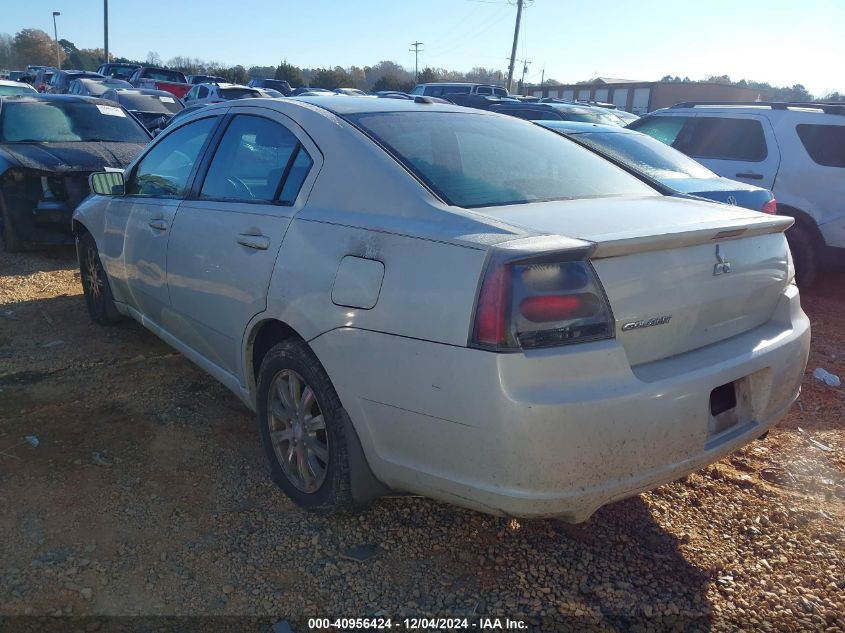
left=409, top=41, right=424, bottom=81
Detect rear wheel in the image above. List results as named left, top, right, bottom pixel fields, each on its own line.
left=78, top=231, right=122, bottom=325
left=786, top=223, right=819, bottom=287
left=257, top=340, right=354, bottom=514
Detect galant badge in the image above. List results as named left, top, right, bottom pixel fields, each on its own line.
left=713, top=244, right=732, bottom=276
left=621, top=315, right=673, bottom=332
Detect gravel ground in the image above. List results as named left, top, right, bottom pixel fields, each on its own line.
left=1, top=247, right=843, bottom=632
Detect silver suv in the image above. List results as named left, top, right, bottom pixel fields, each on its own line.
left=629, top=102, right=845, bottom=285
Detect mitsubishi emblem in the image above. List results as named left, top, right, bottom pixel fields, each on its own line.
left=713, top=244, right=732, bottom=276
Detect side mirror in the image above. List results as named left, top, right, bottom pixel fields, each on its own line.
left=89, top=171, right=125, bottom=196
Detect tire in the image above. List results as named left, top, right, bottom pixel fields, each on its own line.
left=256, top=340, right=354, bottom=514
left=785, top=222, right=819, bottom=287
left=1, top=203, right=25, bottom=253
left=77, top=231, right=122, bottom=325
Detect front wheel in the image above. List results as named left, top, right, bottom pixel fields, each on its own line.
left=785, top=223, right=819, bottom=287
left=77, top=231, right=122, bottom=325
left=256, top=340, right=354, bottom=514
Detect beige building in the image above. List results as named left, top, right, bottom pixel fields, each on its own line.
left=523, top=77, right=767, bottom=114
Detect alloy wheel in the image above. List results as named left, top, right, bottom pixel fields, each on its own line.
left=267, top=369, right=329, bottom=493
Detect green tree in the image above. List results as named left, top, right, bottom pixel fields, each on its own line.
left=372, top=74, right=413, bottom=92
left=275, top=61, right=303, bottom=86
left=418, top=67, right=438, bottom=83
left=248, top=65, right=276, bottom=79
left=14, top=28, right=61, bottom=67
left=309, top=66, right=352, bottom=89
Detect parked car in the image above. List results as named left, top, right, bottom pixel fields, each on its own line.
left=75, top=97, right=809, bottom=521
left=187, top=74, right=225, bottom=85
left=158, top=103, right=209, bottom=131
left=128, top=67, right=191, bottom=99
left=492, top=101, right=627, bottom=126
left=32, top=68, right=58, bottom=93
left=629, top=101, right=845, bottom=285
left=0, top=79, right=37, bottom=96
left=290, top=87, right=333, bottom=96
left=47, top=70, right=106, bottom=94
left=68, top=77, right=133, bottom=97
left=444, top=93, right=518, bottom=111
left=334, top=88, right=368, bottom=96
left=537, top=121, right=776, bottom=213
left=101, top=88, right=185, bottom=132
left=255, top=88, right=285, bottom=98
left=0, top=94, right=150, bottom=251
left=9, top=71, right=26, bottom=82
left=183, top=83, right=262, bottom=105
left=96, top=63, right=140, bottom=80
left=373, top=91, right=411, bottom=100
left=410, top=82, right=508, bottom=98
left=248, top=78, right=292, bottom=96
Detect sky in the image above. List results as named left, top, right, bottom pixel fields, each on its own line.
left=4, top=0, right=843, bottom=96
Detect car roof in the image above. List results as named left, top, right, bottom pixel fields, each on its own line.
left=287, top=95, right=472, bottom=115
left=537, top=120, right=631, bottom=134
left=0, top=79, right=35, bottom=88
left=0, top=94, right=121, bottom=107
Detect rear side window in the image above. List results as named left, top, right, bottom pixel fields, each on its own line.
left=796, top=124, right=845, bottom=168
left=629, top=115, right=690, bottom=146
left=200, top=114, right=311, bottom=203
left=682, top=117, right=767, bottom=161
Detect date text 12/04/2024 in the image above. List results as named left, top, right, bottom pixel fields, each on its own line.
left=307, top=618, right=528, bottom=630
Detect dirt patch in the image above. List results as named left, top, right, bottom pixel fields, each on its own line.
left=1, top=247, right=843, bottom=631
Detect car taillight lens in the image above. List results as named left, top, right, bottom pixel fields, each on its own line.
left=471, top=253, right=614, bottom=351
left=761, top=198, right=777, bottom=214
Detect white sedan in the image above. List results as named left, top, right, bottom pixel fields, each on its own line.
left=73, top=97, right=810, bottom=521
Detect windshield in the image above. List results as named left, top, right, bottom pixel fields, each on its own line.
left=0, top=84, right=35, bottom=96
left=117, top=93, right=183, bottom=114
left=0, top=101, right=150, bottom=143
left=577, top=131, right=717, bottom=180
left=220, top=88, right=261, bottom=100
left=348, top=111, right=656, bottom=208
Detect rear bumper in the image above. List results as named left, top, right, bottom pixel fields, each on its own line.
left=311, top=285, right=810, bottom=521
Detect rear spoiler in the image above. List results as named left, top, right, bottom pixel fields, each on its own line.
left=591, top=214, right=793, bottom=259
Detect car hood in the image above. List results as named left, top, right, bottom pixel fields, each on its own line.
left=0, top=141, right=145, bottom=172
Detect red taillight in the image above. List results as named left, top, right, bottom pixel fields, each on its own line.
left=470, top=251, right=614, bottom=351
left=519, top=295, right=583, bottom=322
left=473, top=264, right=512, bottom=347
left=761, top=198, right=777, bottom=214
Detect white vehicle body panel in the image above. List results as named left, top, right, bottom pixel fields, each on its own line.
left=73, top=97, right=811, bottom=520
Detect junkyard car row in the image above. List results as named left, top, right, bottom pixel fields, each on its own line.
left=3, top=72, right=845, bottom=523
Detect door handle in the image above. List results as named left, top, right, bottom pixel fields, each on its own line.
left=148, top=219, right=168, bottom=231
left=735, top=172, right=764, bottom=180
left=237, top=234, right=270, bottom=250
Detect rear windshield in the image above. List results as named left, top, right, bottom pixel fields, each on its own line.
left=348, top=111, right=657, bottom=208
left=576, top=131, right=717, bottom=180
left=117, top=93, right=183, bottom=114
left=220, top=88, right=261, bottom=100
left=143, top=69, right=186, bottom=83
left=0, top=101, right=150, bottom=143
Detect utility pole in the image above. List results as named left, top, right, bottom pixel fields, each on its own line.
left=540, top=65, right=545, bottom=89
left=104, top=0, right=109, bottom=63
left=409, top=41, right=424, bottom=82
left=519, top=59, right=531, bottom=94
left=52, top=12, right=61, bottom=68
left=506, top=0, right=523, bottom=93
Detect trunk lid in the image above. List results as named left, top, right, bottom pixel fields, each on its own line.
left=474, top=195, right=793, bottom=365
